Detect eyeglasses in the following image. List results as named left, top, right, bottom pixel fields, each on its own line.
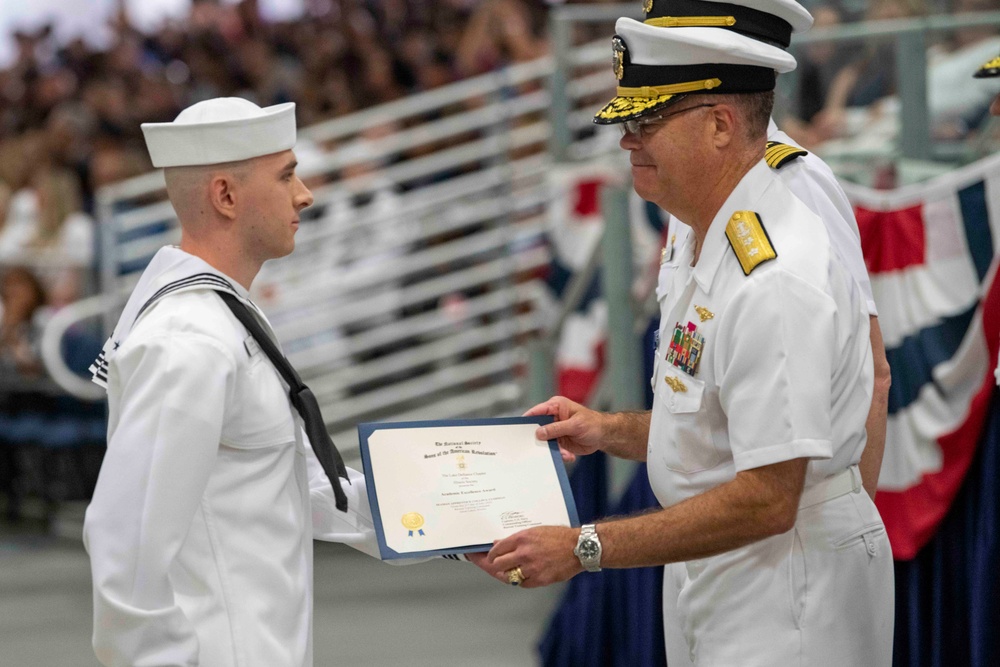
left=620, top=103, right=718, bottom=138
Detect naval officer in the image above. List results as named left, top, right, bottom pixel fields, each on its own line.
left=484, top=20, right=894, bottom=666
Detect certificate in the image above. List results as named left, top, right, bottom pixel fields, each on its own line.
left=358, top=416, right=579, bottom=560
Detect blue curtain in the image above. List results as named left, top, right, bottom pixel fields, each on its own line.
left=537, top=451, right=612, bottom=667
left=537, top=457, right=666, bottom=667
left=538, top=318, right=667, bottom=667
left=892, top=387, right=1000, bottom=667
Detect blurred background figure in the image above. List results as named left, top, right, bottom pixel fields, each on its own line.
left=779, top=3, right=853, bottom=146
left=0, top=265, right=48, bottom=523
left=0, top=265, right=47, bottom=380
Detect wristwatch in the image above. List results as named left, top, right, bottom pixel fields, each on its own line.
left=573, top=524, right=602, bottom=572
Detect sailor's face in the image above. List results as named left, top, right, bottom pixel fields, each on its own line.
left=240, top=149, right=314, bottom=260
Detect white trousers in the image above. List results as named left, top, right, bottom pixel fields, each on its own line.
left=662, top=485, right=894, bottom=667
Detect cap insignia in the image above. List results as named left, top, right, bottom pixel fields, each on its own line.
left=612, top=36, right=626, bottom=81
left=725, top=211, right=776, bottom=276
left=642, top=0, right=653, bottom=14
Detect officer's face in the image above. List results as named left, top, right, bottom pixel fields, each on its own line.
left=619, top=103, right=717, bottom=214
left=238, top=149, right=314, bottom=261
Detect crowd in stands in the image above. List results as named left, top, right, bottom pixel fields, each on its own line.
left=1, top=0, right=999, bottom=523
left=780, top=0, right=1000, bottom=149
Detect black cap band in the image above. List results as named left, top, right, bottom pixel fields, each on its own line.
left=620, top=62, right=777, bottom=93
left=645, top=0, right=793, bottom=48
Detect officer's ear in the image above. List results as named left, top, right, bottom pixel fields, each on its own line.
left=709, top=103, right=738, bottom=150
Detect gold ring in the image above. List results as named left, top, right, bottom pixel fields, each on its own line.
left=506, top=567, right=526, bottom=586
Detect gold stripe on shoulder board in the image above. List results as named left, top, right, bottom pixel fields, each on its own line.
left=765, top=141, right=808, bottom=169
left=725, top=211, right=776, bottom=275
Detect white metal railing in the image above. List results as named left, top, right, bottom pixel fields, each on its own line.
left=64, top=33, right=624, bottom=457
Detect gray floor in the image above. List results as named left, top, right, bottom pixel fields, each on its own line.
left=0, top=514, right=563, bottom=667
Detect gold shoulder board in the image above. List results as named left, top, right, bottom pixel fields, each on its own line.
left=725, top=211, right=776, bottom=275
left=765, top=141, right=808, bottom=169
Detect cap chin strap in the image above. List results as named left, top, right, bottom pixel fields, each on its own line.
left=616, top=78, right=721, bottom=98
left=645, top=16, right=735, bottom=27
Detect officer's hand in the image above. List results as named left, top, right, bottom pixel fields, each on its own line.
left=466, top=551, right=506, bottom=580
left=524, top=396, right=606, bottom=460
left=486, top=526, right=583, bottom=589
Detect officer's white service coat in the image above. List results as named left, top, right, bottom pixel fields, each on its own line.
left=84, top=247, right=382, bottom=667
left=666, top=120, right=877, bottom=317
left=650, top=161, right=894, bottom=666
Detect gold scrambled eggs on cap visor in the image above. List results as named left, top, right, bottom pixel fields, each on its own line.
left=594, top=93, right=684, bottom=124
left=974, top=55, right=1000, bottom=78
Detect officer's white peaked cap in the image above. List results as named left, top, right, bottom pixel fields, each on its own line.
left=595, top=19, right=797, bottom=124
left=642, top=0, right=813, bottom=48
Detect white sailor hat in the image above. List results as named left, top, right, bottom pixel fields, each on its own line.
left=141, top=97, right=297, bottom=168
left=974, top=53, right=1000, bottom=79
left=595, top=19, right=797, bottom=125
left=642, top=0, right=813, bottom=48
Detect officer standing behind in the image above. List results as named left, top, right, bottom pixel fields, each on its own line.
left=975, top=51, right=1000, bottom=115
left=84, top=98, right=393, bottom=667
left=482, top=21, right=894, bottom=666
left=976, top=53, right=1000, bottom=383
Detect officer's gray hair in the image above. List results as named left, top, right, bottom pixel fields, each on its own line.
left=689, top=91, right=774, bottom=142
left=722, top=92, right=773, bottom=141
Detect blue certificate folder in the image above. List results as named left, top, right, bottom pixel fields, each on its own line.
left=358, top=416, right=580, bottom=560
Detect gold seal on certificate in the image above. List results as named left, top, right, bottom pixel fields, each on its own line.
left=402, top=512, right=426, bottom=537
left=358, top=417, right=579, bottom=560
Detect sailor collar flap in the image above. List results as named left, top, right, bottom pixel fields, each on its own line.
left=89, top=247, right=254, bottom=389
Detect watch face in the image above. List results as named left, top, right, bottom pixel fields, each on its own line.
left=579, top=540, right=600, bottom=559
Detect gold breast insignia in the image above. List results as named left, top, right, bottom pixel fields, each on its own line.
left=664, top=376, right=687, bottom=392
left=694, top=305, right=714, bottom=322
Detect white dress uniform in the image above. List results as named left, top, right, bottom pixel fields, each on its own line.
left=84, top=247, right=386, bottom=667
left=665, top=120, right=877, bottom=318
left=649, top=161, right=894, bottom=666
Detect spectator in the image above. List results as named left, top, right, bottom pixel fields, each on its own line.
left=455, top=0, right=548, bottom=78
left=928, top=0, right=1000, bottom=138
left=0, top=265, right=48, bottom=521
left=780, top=3, right=853, bottom=147
left=0, top=165, right=95, bottom=304
left=809, top=0, right=929, bottom=142
left=0, top=266, right=47, bottom=379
